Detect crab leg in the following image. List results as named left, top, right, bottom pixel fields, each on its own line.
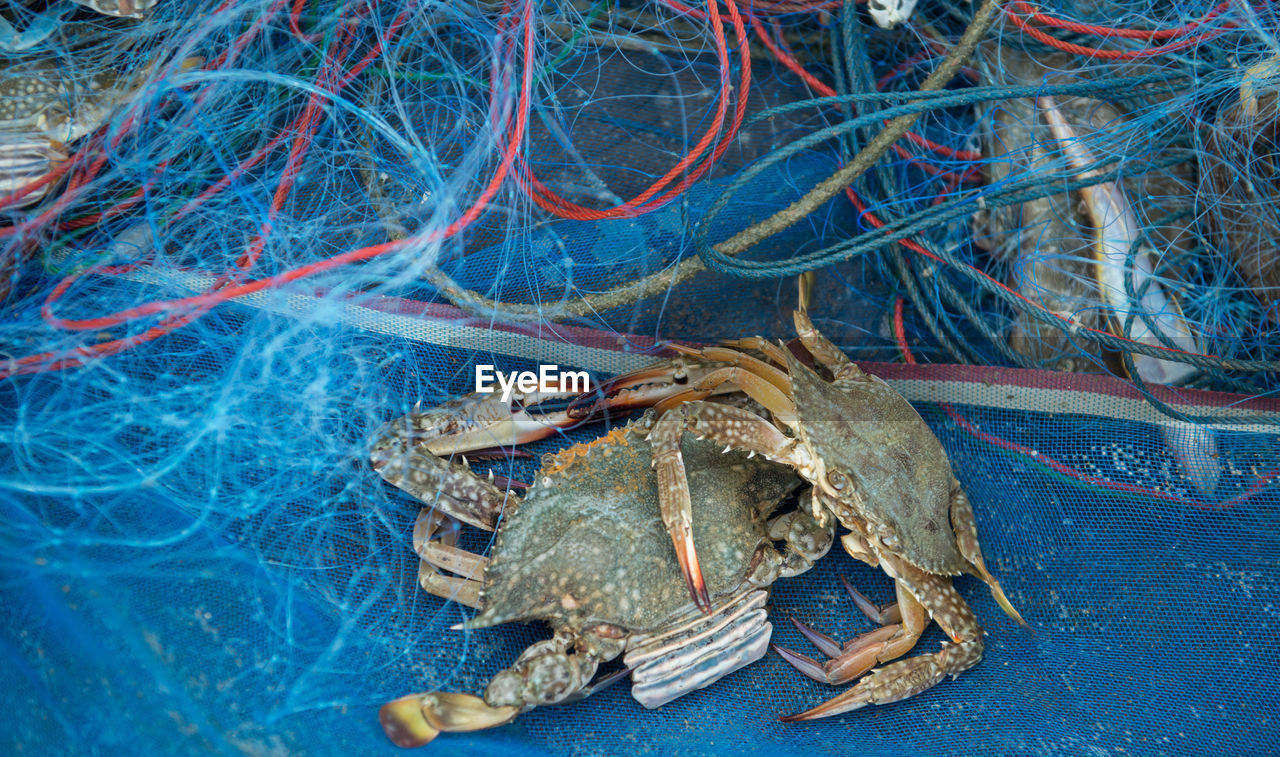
left=414, top=511, right=488, bottom=576
left=787, top=619, right=893, bottom=661
left=775, top=579, right=928, bottom=686
left=666, top=344, right=795, bottom=395
left=949, top=483, right=1028, bottom=627
left=413, top=511, right=487, bottom=609
left=719, top=336, right=793, bottom=367
left=558, top=666, right=631, bottom=705
left=374, top=445, right=515, bottom=531
left=417, top=562, right=483, bottom=609
left=655, top=365, right=798, bottom=422
left=575, top=346, right=796, bottom=422
left=416, top=542, right=486, bottom=579
left=791, top=272, right=865, bottom=383
left=380, top=692, right=518, bottom=748
left=649, top=411, right=712, bottom=614
left=840, top=575, right=902, bottom=626
left=780, top=558, right=983, bottom=721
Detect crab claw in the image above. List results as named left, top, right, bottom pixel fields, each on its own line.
left=672, top=528, right=712, bottom=614
left=371, top=389, right=592, bottom=467
left=778, top=685, right=872, bottom=721
left=771, top=644, right=828, bottom=683
left=567, top=355, right=745, bottom=420
left=380, top=691, right=520, bottom=746
left=566, top=360, right=692, bottom=419
left=419, top=692, right=520, bottom=732
left=379, top=692, right=519, bottom=747
left=379, top=694, right=442, bottom=747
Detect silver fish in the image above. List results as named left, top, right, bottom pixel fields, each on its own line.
left=1038, top=95, right=1200, bottom=386
left=1038, top=94, right=1218, bottom=497
left=975, top=94, right=1103, bottom=372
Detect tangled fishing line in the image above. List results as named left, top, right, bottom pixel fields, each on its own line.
left=1, top=0, right=1279, bottom=754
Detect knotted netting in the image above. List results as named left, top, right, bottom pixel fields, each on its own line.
left=1, top=0, right=1277, bottom=754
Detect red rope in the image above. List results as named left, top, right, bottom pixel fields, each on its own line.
left=4, top=1, right=519, bottom=377
left=1005, top=1, right=1239, bottom=60
left=752, top=16, right=982, bottom=182
left=1011, top=0, right=1234, bottom=40
left=517, top=0, right=751, bottom=219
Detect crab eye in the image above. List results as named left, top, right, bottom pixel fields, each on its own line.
left=827, top=470, right=850, bottom=491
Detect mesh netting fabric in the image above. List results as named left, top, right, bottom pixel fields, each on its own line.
left=2, top=0, right=1278, bottom=755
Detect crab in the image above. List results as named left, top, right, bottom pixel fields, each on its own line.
left=584, top=273, right=1027, bottom=720
left=0, top=51, right=198, bottom=206
left=369, top=390, right=834, bottom=746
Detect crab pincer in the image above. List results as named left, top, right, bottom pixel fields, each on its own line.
left=380, top=692, right=519, bottom=747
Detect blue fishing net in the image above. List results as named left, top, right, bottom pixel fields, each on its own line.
left=2, top=1, right=1278, bottom=755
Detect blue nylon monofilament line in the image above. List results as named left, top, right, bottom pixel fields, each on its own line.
left=3, top=1, right=1280, bottom=755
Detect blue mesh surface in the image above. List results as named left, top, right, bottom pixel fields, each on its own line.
left=6, top=353, right=1278, bottom=755
left=3, top=1, right=1279, bottom=755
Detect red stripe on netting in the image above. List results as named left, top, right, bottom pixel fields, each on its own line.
left=866, top=362, right=1280, bottom=414
left=356, top=291, right=1280, bottom=415
left=940, top=400, right=1266, bottom=509
left=891, top=296, right=1276, bottom=509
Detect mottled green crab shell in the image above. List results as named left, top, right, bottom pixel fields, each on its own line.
left=785, top=351, right=969, bottom=576
left=0, top=63, right=65, bottom=132
left=466, top=423, right=800, bottom=633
